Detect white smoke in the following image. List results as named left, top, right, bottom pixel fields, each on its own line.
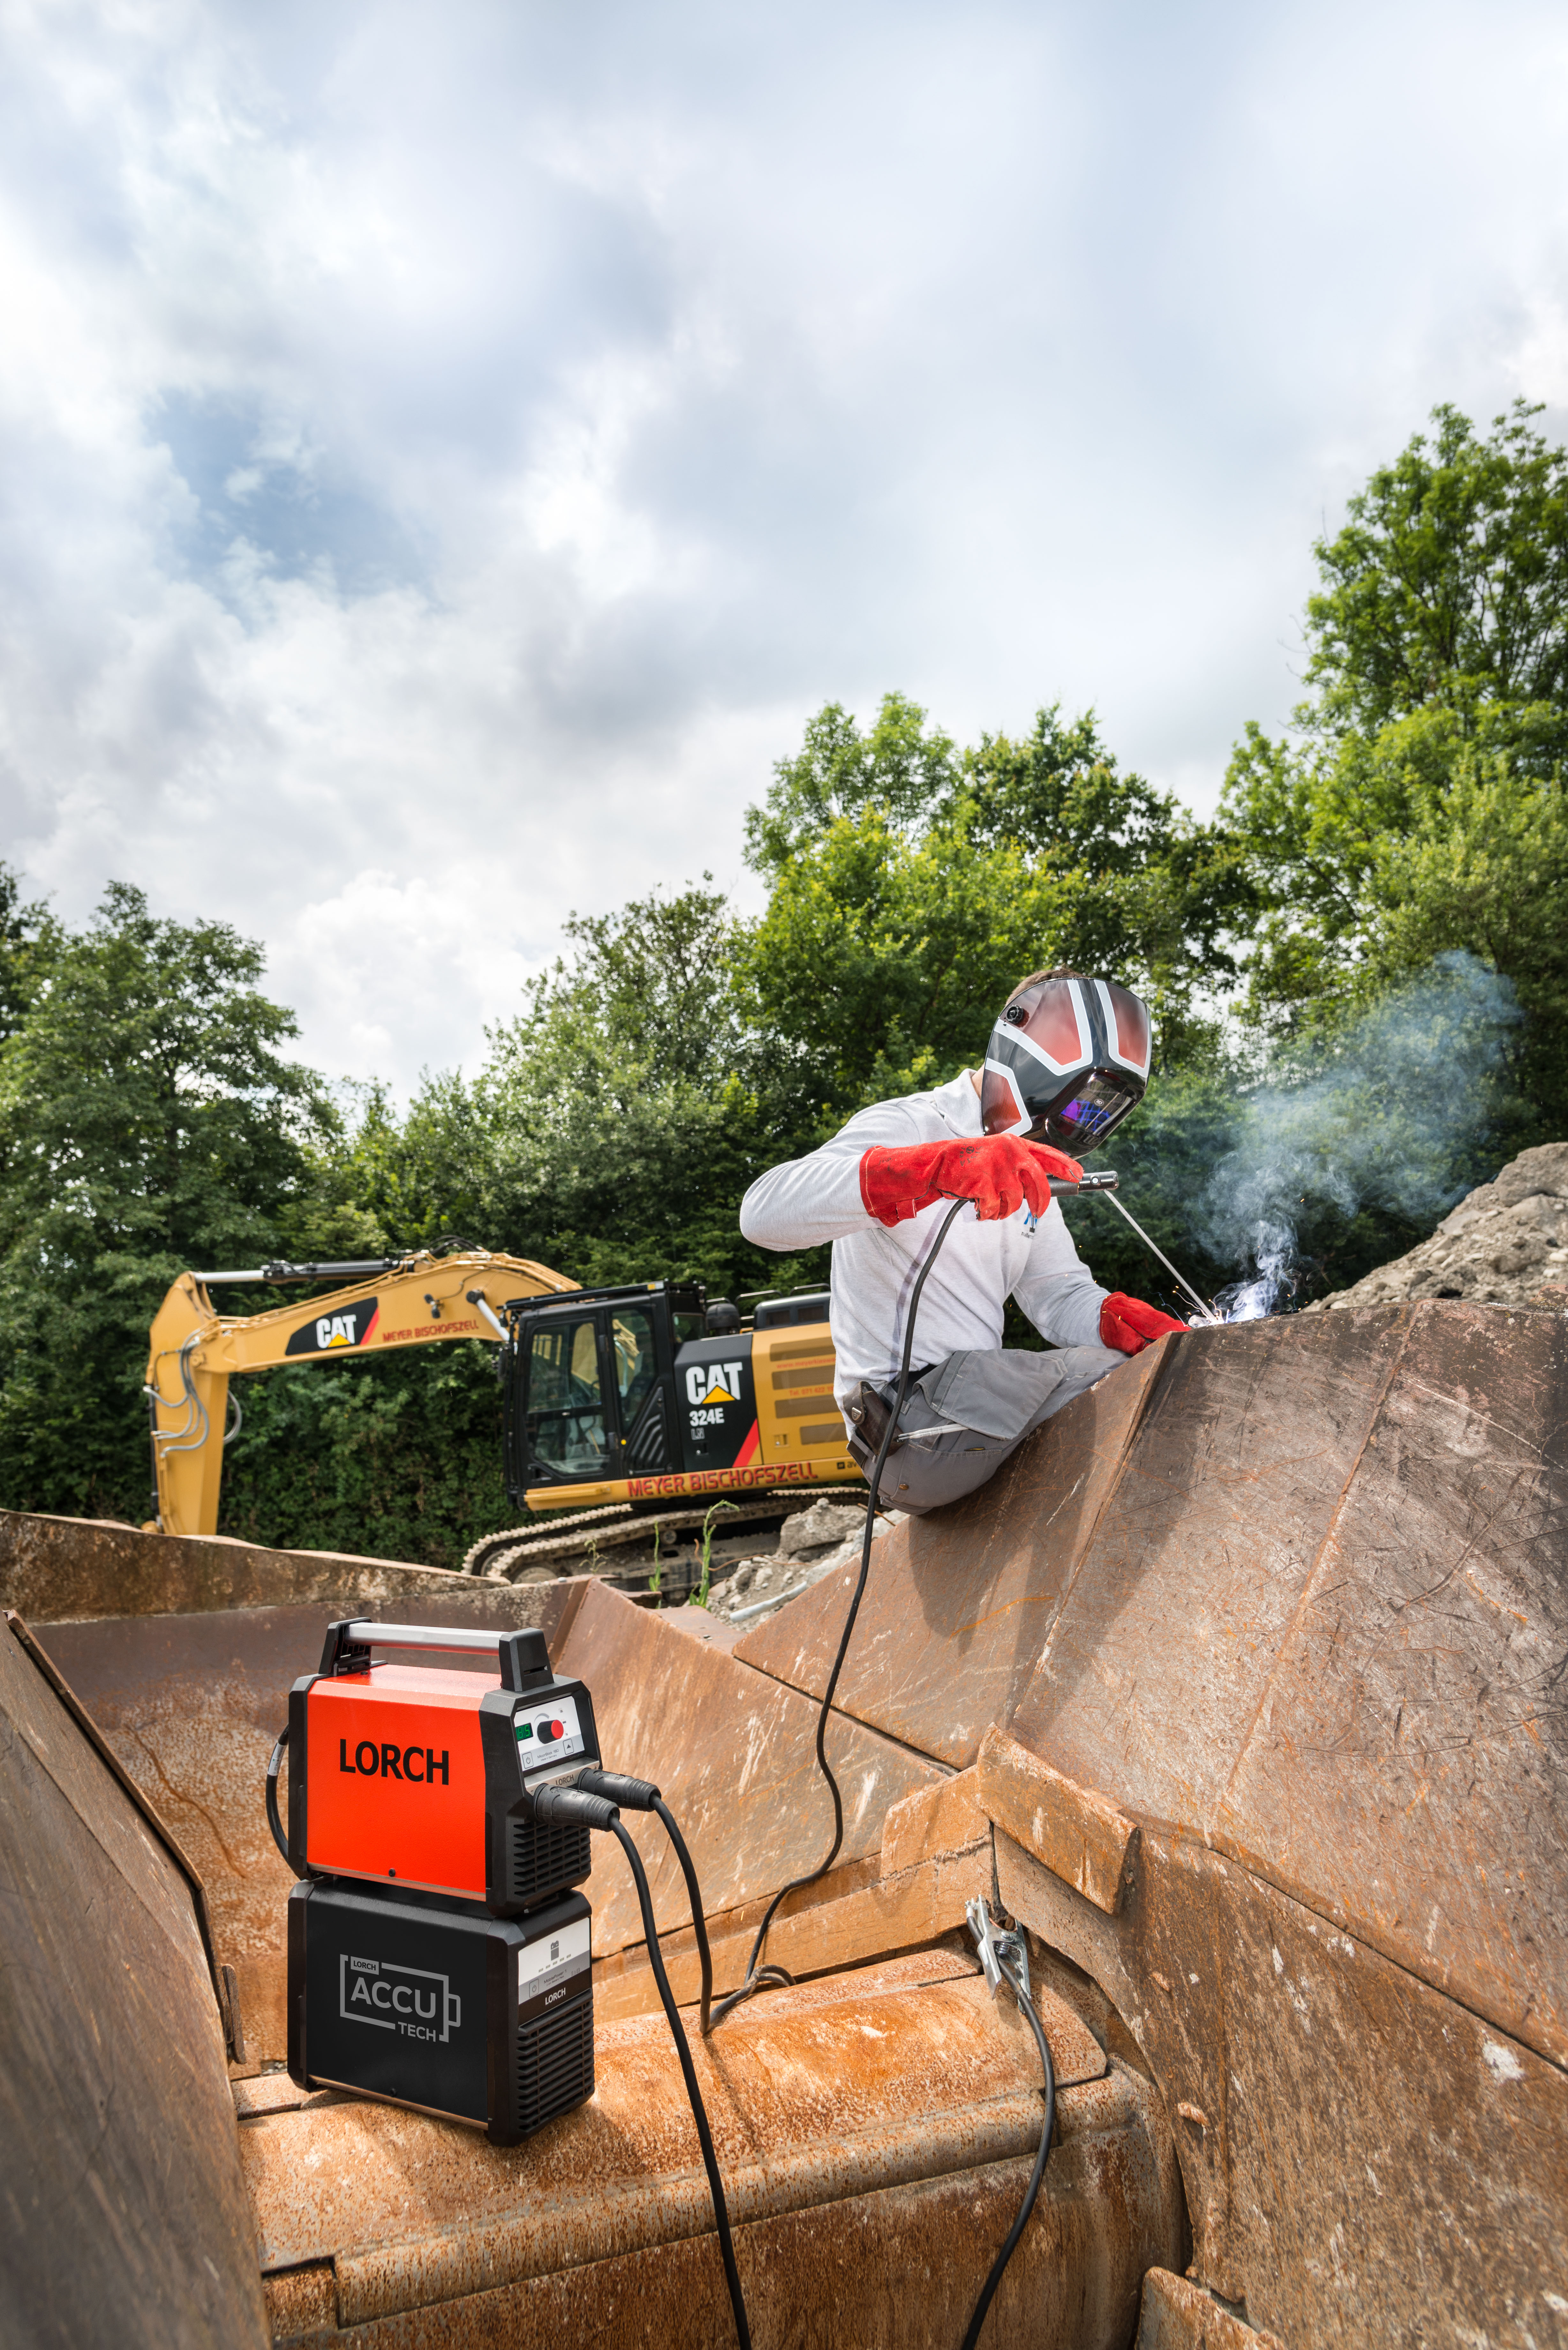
left=1196, top=953, right=1522, bottom=1320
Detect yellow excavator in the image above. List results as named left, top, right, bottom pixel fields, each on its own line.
left=145, top=1248, right=856, bottom=1538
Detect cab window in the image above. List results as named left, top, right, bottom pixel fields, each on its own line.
left=611, top=1309, right=658, bottom=1426
left=525, top=1316, right=609, bottom=1474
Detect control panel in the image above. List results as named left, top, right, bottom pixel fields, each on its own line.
left=513, top=1692, right=588, bottom=1770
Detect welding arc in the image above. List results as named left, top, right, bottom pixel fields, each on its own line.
left=1092, top=1187, right=1217, bottom=1323
left=960, top=1965, right=1057, bottom=2350
left=609, top=1817, right=752, bottom=2350
left=712, top=1193, right=971, bottom=2030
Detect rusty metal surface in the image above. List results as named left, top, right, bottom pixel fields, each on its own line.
left=1006, top=1300, right=1568, bottom=2067
left=998, top=1820, right=1568, bottom=2349
left=735, top=1304, right=1568, bottom=2073
left=554, top=1578, right=947, bottom=1957
left=1135, top=2270, right=1285, bottom=2350
left=0, top=1506, right=549, bottom=1623
left=242, top=1953, right=1183, bottom=2346
left=733, top=1342, right=1167, bottom=1763
left=977, top=1725, right=1139, bottom=1915
left=0, top=1619, right=269, bottom=2349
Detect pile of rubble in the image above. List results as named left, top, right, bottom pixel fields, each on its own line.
left=704, top=1496, right=900, bottom=1622
left=1310, top=1140, right=1568, bottom=1312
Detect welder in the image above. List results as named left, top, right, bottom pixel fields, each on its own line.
left=739, top=967, right=1184, bottom=1513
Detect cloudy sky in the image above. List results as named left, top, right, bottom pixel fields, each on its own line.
left=2, top=0, right=1565, bottom=1093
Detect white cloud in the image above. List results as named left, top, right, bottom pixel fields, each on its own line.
left=1, top=0, right=1567, bottom=1090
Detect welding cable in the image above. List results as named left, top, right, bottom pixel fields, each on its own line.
left=530, top=1784, right=752, bottom=2350
left=960, top=1956, right=1057, bottom=2350
left=712, top=1193, right=971, bottom=2030
left=573, top=1770, right=715, bottom=2036
left=264, top=1725, right=298, bottom=1871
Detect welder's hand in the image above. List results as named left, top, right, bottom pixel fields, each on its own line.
left=859, top=1137, right=1083, bottom=1227
left=1099, top=1292, right=1186, bottom=1353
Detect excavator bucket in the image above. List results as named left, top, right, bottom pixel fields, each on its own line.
left=3, top=1296, right=1563, bottom=2346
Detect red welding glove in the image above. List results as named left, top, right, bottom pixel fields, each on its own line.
left=1099, top=1292, right=1187, bottom=1353
left=859, top=1136, right=1083, bottom=1227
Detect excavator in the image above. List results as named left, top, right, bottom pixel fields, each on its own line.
left=144, top=1246, right=856, bottom=1539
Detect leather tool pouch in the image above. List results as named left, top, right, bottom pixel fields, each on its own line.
left=846, top=1379, right=905, bottom=1457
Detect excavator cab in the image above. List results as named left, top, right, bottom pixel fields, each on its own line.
left=502, top=1281, right=767, bottom=1505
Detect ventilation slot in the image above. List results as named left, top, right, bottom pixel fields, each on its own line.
left=509, top=1817, right=591, bottom=1908
left=517, top=1987, right=594, bottom=2136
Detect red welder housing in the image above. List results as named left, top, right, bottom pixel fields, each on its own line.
left=287, top=1620, right=600, bottom=1913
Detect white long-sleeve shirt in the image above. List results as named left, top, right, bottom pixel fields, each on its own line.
left=738, top=1069, right=1109, bottom=1412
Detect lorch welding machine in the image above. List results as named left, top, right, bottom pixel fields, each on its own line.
left=280, top=1620, right=603, bottom=2145
left=270, top=1614, right=752, bottom=2347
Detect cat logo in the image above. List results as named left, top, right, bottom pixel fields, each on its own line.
left=284, top=1301, right=382, bottom=1357
left=685, top=1361, right=744, bottom=1408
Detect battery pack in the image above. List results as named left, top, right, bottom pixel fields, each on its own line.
left=287, top=1621, right=601, bottom=1914
left=287, top=1878, right=594, bottom=2145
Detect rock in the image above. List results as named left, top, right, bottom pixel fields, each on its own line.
left=704, top=1508, right=905, bottom=1622
left=1308, top=1142, right=1568, bottom=1314
left=777, top=1498, right=867, bottom=1558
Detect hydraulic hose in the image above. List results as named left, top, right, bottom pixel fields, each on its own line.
left=712, top=1193, right=970, bottom=2028
left=960, top=1958, right=1056, bottom=2350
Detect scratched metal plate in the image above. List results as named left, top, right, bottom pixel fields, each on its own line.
left=555, top=1578, right=946, bottom=1957
left=733, top=1342, right=1169, bottom=1765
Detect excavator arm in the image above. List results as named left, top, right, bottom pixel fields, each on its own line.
left=144, top=1250, right=577, bottom=1537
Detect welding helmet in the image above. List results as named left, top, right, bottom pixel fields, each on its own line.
left=980, top=970, right=1152, bottom=1152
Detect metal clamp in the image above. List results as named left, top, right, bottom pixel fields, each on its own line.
left=967, top=1895, right=1032, bottom=2002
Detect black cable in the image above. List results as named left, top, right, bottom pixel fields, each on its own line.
left=654, top=1797, right=714, bottom=2037
left=265, top=1724, right=296, bottom=1870
left=609, top=1816, right=752, bottom=2350
left=573, top=1769, right=716, bottom=2037
left=712, top=1193, right=969, bottom=2028
left=960, top=1971, right=1056, bottom=2350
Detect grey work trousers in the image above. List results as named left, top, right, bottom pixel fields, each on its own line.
left=846, top=1344, right=1126, bottom=1514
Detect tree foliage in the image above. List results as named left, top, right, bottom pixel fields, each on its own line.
left=0, top=884, right=334, bottom=1518
left=1224, top=402, right=1568, bottom=1142
left=2, top=401, right=1563, bottom=1558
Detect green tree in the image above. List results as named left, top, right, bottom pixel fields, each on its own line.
left=0, top=862, right=52, bottom=1048
left=961, top=706, right=1257, bottom=1057
left=744, top=692, right=958, bottom=877
left=743, top=696, right=1255, bottom=1126
left=0, top=884, right=333, bottom=1518
left=1303, top=400, right=1568, bottom=750
left=1224, top=402, right=1568, bottom=1139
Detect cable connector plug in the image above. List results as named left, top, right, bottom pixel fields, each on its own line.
left=530, top=1783, right=620, bottom=1832
left=575, top=1767, right=661, bottom=1810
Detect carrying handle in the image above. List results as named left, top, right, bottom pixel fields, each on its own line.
left=317, top=1618, right=553, bottom=1690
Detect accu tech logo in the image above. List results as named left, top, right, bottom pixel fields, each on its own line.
left=340, top=1955, right=460, bottom=2044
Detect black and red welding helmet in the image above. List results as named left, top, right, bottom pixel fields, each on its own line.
left=980, top=970, right=1153, bottom=1152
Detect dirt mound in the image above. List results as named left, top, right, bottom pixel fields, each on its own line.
left=1309, top=1140, right=1568, bottom=1311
